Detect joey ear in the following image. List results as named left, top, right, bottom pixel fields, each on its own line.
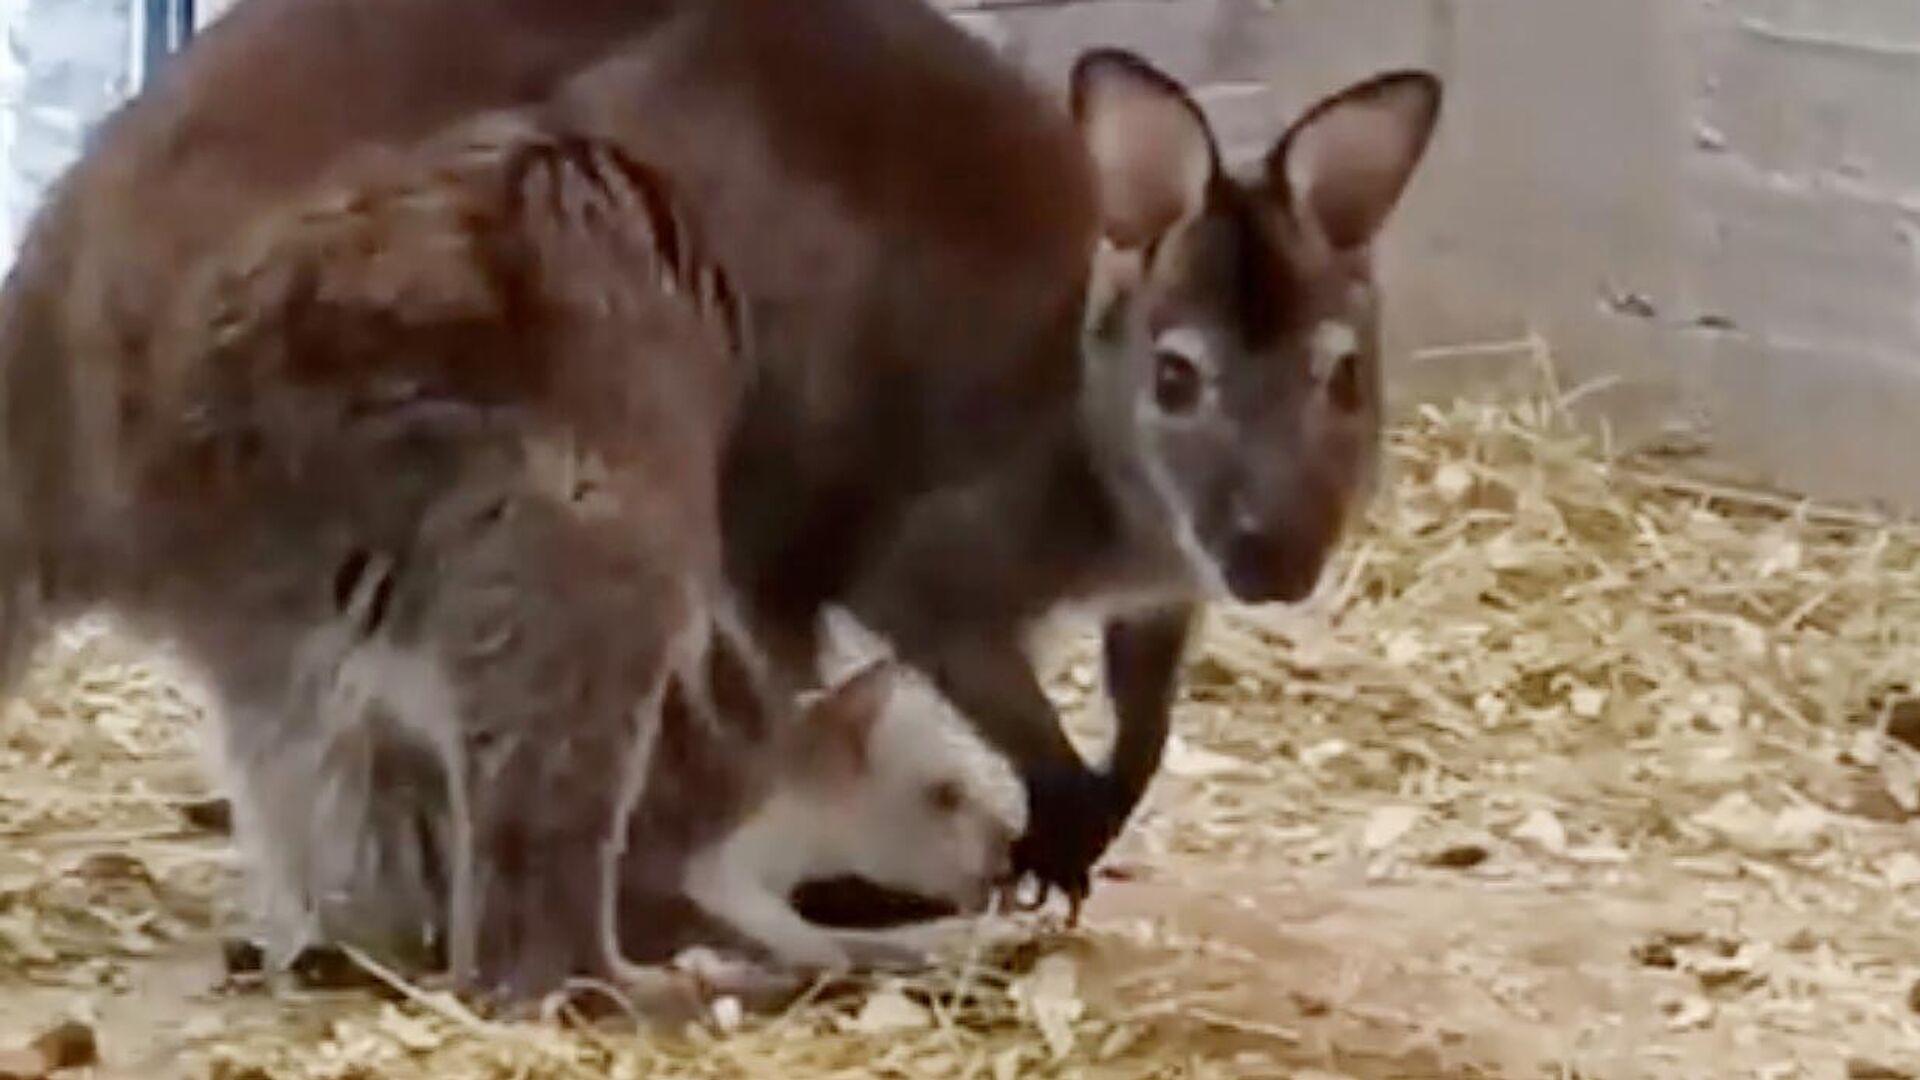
left=800, top=658, right=899, bottom=773
left=1267, top=70, right=1442, bottom=254
left=1070, top=48, right=1219, bottom=251
left=815, top=605, right=895, bottom=686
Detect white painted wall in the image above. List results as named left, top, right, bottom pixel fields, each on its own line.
left=0, top=0, right=27, bottom=264
left=947, top=0, right=1920, bottom=512
left=193, top=0, right=235, bottom=29
left=0, top=0, right=136, bottom=272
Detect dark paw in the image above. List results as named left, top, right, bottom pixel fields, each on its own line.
left=1011, top=763, right=1122, bottom=906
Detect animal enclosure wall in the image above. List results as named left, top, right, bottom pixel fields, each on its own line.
left=938, top=0, right=1920, bottom=515
left=168, top=0, right=1920, bottom=515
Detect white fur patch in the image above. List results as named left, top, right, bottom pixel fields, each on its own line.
left=1134, top=396, right=1233, bottom=600
left=220, top=624, right=474, bottom=969
left=321, top=637, right=477, bottom=978
left=867, top=669, right=1027, bottom=838
left=1153, top=326, right=1213, bottom=377
left=812, top=607, right=1028, bottom=837
left=1310, top=320, right=1360, bottom=382
left=815, top=604, right=893, bottom=685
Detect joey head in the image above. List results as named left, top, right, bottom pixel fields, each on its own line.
left=673, top=610, right=1023, bottom=977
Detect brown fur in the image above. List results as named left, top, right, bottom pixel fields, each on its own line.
left=124, top=112, right=737, bottom=1004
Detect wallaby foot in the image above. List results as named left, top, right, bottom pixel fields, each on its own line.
left=462, top=789, right=647, bottom=1005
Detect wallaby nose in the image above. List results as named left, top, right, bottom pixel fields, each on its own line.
left=1223, top=525, right=1327, bottom=604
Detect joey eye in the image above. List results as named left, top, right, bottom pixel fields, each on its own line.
left=1152, top=347, right=1205, bottom=416
left=926, top=779, right=964, bottom=815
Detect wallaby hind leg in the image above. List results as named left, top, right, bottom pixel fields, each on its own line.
left=417, top=488, right=711, bottom=1010
left=192, top=603, right=463, bottom=972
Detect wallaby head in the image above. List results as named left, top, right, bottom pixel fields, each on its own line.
left=786, top=609, right=1027, bottom=912
left=1071, top=51, right=1441, bottom=604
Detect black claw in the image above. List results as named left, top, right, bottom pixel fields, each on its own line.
left=1012, top=762, right=1123, bottom=903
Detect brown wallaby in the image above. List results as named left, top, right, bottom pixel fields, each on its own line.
left=550, top=16, right=1444, bottom=899
left=111, top=111, right=753, bottom=1006
left=0, top=0, right=1440, bottom=907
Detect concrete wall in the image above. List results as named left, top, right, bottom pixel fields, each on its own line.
left=190, top=0, right=1920, bottom=512
left=942, top=0, right=1920, bottom=512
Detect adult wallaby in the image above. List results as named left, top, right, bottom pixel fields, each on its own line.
left=0, top=0, right=1440, bottom=903
left=551, top=14, right=1443, bottom=899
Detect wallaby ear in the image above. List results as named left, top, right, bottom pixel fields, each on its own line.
left=1071, top=48, right=1220, bottom=251
left=1266, top=70, right=1442, bottom=254
left=815, top=605, right=896, bottom=687
left=799, top=658, right=899, bottom=774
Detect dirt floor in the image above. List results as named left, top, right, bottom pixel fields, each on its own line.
left=3, top=375, right=1919, bottom=1079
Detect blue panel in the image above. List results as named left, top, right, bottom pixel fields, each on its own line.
left=138, top=0, right=192, bottom=85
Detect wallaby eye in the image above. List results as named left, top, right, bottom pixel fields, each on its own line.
left=1326, top=349, right=1363, bottom=412
left=1152, top=348, right=1205, bottom=416
left=926, top=779, right=964, bottom=815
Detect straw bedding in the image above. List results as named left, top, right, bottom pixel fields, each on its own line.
left=3, top=354, right=1917, bottom=1079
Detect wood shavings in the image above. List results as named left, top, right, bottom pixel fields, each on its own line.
left=1360, top=806, right=1422, bottom=853
left=0, top=1021, right=97, bottom=1080
left=842, top=985, right=930, bottom=1035
left=3, top=373, right=1919, bottom=1079
left=1010, top=953, right=1085, bottom=1061
left=1510, top=809, right=1568, bottom=855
